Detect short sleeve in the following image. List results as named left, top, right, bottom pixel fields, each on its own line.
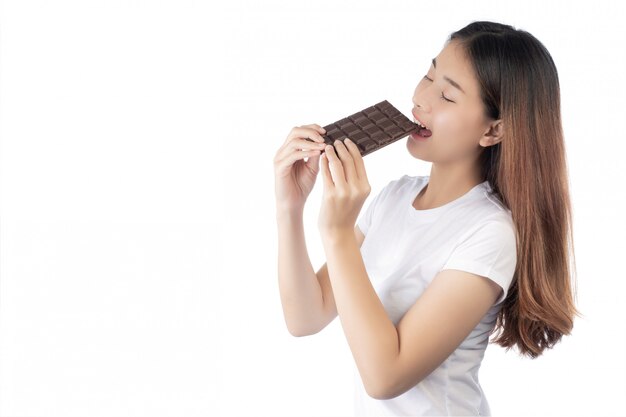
left=356, top=188, right=383, bottom=236
left=441, top=216, right=518, bottom=305
left=356, top=179, right=396, bottom=236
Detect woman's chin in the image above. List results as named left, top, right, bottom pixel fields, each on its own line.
left=406, top=137, right=433, bottom=162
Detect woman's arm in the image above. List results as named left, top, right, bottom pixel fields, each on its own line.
left=276, top=207, right=365, bottom=336
left=276, top=208, right=326, bottom=336
left=322, top=230, right=502, bottom=400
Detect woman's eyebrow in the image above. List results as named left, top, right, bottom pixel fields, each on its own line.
left=431, top=57, right=466, bottom=94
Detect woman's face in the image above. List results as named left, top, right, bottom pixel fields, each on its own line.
left=408, top=40, right=494, bottom=164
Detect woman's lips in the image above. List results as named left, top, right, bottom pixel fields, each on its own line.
left=410, top=131, right=429, bottom=141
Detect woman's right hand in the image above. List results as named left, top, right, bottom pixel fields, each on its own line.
left=274, top=124, right=328, bottom=212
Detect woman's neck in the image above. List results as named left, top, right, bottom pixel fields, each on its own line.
left=413, top=162, right=484, bottom=210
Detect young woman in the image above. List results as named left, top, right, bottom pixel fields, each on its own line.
left=273, top=20, right=580, bottom=416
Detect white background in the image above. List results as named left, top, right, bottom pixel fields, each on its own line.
left=1, top=0, right=625, bottom=416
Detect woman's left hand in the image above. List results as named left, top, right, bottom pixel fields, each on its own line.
left=318, top=138, right=371, bottom=241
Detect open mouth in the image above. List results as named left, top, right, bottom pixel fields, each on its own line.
left=412, top=112, right=432, bottom=138
left=414, top=120, right=432, bottom=138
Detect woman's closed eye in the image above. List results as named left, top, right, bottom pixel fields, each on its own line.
left=422, top=75, right=455, bottom=103
left=439, top=92, right=454, bottom=103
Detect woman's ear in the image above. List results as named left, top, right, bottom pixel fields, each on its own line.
left=479, top=119, right=504, bottom=147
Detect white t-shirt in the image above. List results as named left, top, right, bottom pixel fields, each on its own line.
left=353, top=174, right=517, bottom=416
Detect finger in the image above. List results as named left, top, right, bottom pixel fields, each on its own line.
left=343, top=138, right=367, bottom=183
left=332, top=139, right=358, bottom=184
left=276, top=136, right=326, bottom=162
left=275, top=148, right=322, bottom=173
left=300, top=124, right=327, bottom=139
left=320, top=151, right=334, bottom=190
left=324, top=144, right=347, bottom=189
left=308, top=123, right=327, bottom=135
left=305, top=151, right=321, bottom=172
left=288, top=137, right=327, bottom=152
left=283, top=126, right=326, bottom=147
left=275, top=143, right=322, bottom=165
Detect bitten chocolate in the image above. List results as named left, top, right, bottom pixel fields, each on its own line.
left=319, top=100, right=420, bottom=157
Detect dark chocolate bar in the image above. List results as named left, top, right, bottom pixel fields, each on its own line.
left=319, top=100, right=420, bottom=157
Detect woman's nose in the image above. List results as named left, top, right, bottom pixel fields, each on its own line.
left=412, top=88, right=432, bottom=113
left=412, top=97, right=431, bottom=113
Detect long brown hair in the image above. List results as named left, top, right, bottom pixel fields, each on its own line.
left=448, top=21, right=582, bottom=358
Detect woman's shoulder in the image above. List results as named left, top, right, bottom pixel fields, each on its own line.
left=478, top=182, right=513, bottom=218
left=376, top=174, right=424, bottom=198
left=387, top=174, right=426, bottom=189
left=470, top=188, right=516, bottom=237
left=449, top=181, right=515, bottom=232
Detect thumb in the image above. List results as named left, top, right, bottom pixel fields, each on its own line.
left=305, top=152, right=321, bottom=172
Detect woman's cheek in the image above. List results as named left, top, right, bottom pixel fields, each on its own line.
left=433, top=113, right=457, bottom=140
left=435, top=114, right=470, bottom=158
